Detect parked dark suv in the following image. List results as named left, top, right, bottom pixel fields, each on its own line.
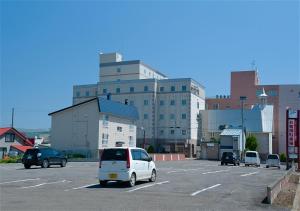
left=221, top=152, right=240, bottom=166
left=22, top=148, right=67, bottom=169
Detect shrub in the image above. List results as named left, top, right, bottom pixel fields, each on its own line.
left=279, top=153, right=286, bottom=162
left=67, top=153, right=86, bottom=159
left=246, top=135, right=258, bottom=151
left=147, top=145, right=155, bottom=153
left=0, top=155, right=22, bottom=163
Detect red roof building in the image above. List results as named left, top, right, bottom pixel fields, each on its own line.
left=0, top=127, right=33, bottom=158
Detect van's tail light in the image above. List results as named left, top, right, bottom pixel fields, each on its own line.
left=126, top=149, right=130, bottom=168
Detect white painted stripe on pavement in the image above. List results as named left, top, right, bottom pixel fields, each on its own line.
left=167, top=168, right=204, bottom=174
left=202, top=170, right=229, bottom=175
left=127, top=180, right=169, bottom=193
left=0, top=178, right=40, bottom=185
left=19, top=180, right=70, bottom=189
left=190, top=184, right=221, bottom=196
left=240, top=171, right=259, bottom=177
left=64, top=183, right=97, bottom=191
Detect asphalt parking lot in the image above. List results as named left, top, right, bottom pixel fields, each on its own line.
left=0, top=160, right=288, bottom=211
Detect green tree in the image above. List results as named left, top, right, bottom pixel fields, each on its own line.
left=245, top=135, right=258, bottom=151
left=147, top=145, right=155, bottom=153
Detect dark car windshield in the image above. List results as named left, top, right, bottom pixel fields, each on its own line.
left=101, top=149, right=126, bottom=161
left=246, top=152, right=257, bottom=157
left=268, top=155, right=278, bottom=159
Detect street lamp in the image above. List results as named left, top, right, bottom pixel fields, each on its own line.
left=240, top=96, right=247, bottom=159
left=140, top=127, right=146, bottom=149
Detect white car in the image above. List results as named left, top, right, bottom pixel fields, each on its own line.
left=98, top=147, right=156, bottom=187
left=266, top=154, right=280, bottom=169
left=245, top=151, right=260, bottom=167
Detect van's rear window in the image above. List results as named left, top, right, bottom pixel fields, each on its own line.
left=246, top=152, right=257, bottom=157
left=101, top=149, right=126, bottom=161
left=268, top=155, right=278, bottom=159
left=24, top=149, right=39, bottom=155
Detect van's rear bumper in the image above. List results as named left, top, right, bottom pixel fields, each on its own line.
left=98, top=169, right=131, bottom=181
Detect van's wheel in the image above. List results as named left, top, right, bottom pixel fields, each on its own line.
left=149, top=170, right=156, bottom=182
left=221, top=162, right=224, bottom=166
left=24, top=164, right=31, bottom=169
left=128, top=173, right=136, bottom=187
left=61, top=159, right=67, bottom=167
left=41, top=159, right=49, bottom=168
left=99, top=180, right=107, bottom=187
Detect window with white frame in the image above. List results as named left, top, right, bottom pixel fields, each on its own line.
left=182, top=99, right=187, bottom=106
left=144, top=86, right=148, bottom=92
left=171, top=86, right=175, bottom=92
left=170, top=130, right=175, bottom=135
left=159, top=114, right=164, bottom=120
left=5, top=133, right=15, bottom=142
left=103, top=115, right=109, bottom=127
left=170, top=100, right=175, bottom=106
left=144, top=114, right=148, bottom=119
left=130, top=87, right=134, bottom=93
left=181, top=113, right=187, bottom=119
left=160, top=87, right=164, bottom=92
left=129, top=136, right=134, bottom=147
left=103, top=89, right=107, bottom=94
left=102, top=133, right=109, bottom=145
left=144, top=100, right=149, bottom=106
left=117, top=126, right=122, bottom=132
left=182, top=130, right=186, bottom=135
left=182, top=85, right=187, bottom=91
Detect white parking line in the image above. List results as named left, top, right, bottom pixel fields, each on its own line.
left=0, top=178, right=40, bottom=185
left=167, top=168, right=204, bottom=174
left=126, top=180, right=169, bottom=193
left=240, top=171, right=259, bottom=177
left=18, top=180, right=71, bottom=189
left=190, top=184, right=221, bottom=196
left=202, top=170, right=229, bottom=175
left=64, top=183, right=98, bottom=191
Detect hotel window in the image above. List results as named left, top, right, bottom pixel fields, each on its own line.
left=5, top=133, right=15, bottom=142
left=129, top=101, right=134, bottom=106
left=103, top=89, right=107, bottom=94
left=144, top=100, right=149, bottom=106
left=117, top=126, right=122, bottom=132
left=182, top=85, right=187, bottom=91
left=170, top=130, right=175, bottom=135
left=182, top=130, right=186, bottom=135
left=170, top=114, right=175, bottom=120
left=102, top=133, right=109, bottom=145
left=181, top=113, right=187, bottom=119
left=76, top=91, right=80, bottom=97
left=159, top=114, right=164, bottom=120
left=197, top=102, right=200, bottom=109
left=160, top=87, right=164, bottom=92
left=160, top=130, right=164, bottom=135
left=171, top=86, right=175, bottom=92
left=160, top=100, right=164, bottom=106
left=143, top=114, right=148, bottom=119
left=170, top=100, right=175, bottom=106
left=117, top=67, right=121, bottom=73
left=144, top=86, right=148, bottom=92
left=85, top=91, right=89, bottom=97
left=116, top=88, right=120, bottom=93
left=182, top=99, right=187, bottom=106
left=130, top=87, right=134, bottom=93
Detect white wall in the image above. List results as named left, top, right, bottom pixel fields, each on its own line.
left=99, top=114, right=136, bottom=148
left=50, top=100, right=100, bottom=156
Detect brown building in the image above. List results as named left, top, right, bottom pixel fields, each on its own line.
left=206, top=70, right=300, bottom=154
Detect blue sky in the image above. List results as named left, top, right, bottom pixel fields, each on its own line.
left=1, top=0, right=299, bottom=129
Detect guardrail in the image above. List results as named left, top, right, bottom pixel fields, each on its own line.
left=267, top=168, right=293, bottom=204
left=149, top=153, right=185, bottom=161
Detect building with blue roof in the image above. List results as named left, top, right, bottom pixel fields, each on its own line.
left=48, top=97, right=138, bottom=158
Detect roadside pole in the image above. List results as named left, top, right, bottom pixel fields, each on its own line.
left=286, top=109, right=289, bottom=170
left=298, top=110, right=300, bottom=172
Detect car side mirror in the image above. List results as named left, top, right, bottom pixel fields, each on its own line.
left=148, top=157, right=152, bottom=162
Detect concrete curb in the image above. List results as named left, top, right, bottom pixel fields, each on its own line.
left=267, top=168, right=293, bottom=204
left=292, top=175, right=300, bottom=211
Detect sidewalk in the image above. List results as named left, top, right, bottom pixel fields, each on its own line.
left=292, top=173, right=300, bottom=211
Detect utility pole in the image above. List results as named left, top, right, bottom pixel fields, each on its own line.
left=11, top=108, right=14, bottom=128
left=240, top=96, right=247, bottom=159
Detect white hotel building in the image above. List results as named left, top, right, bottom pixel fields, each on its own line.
left=73, top=53, right=205, bottom=155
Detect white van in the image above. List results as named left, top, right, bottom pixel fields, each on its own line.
left=245, top=151, right=260, bottom=167
left=266, top=154, right=280, bottom=169
left=98, top=147, right=156, bottom=187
